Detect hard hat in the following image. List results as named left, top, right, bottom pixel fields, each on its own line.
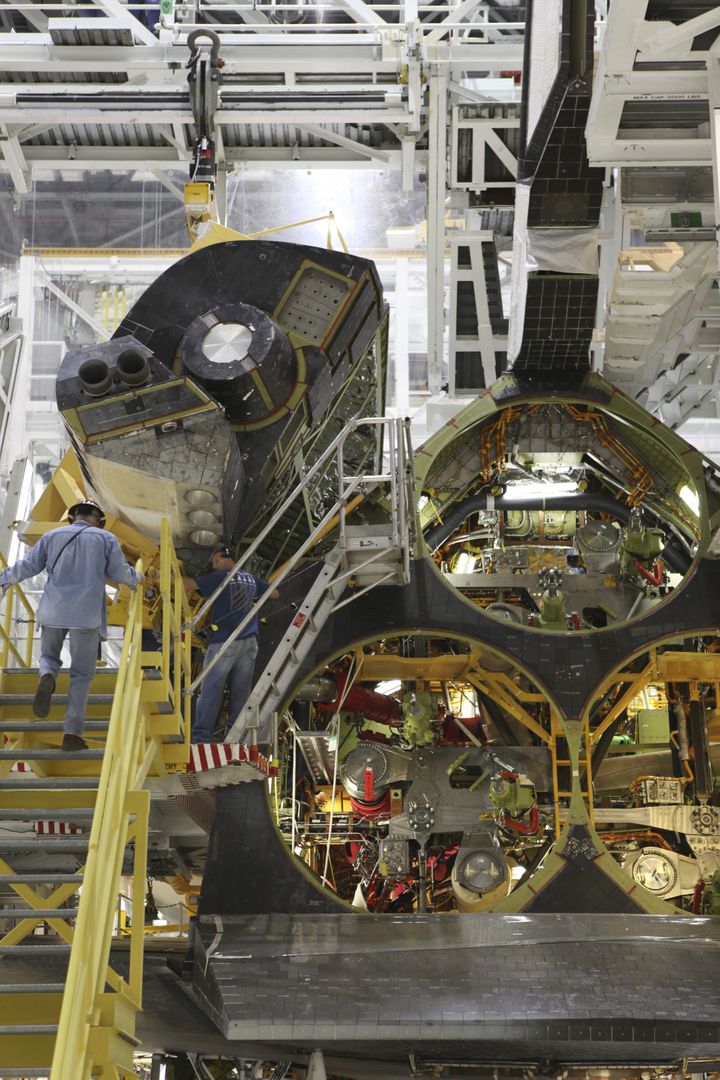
left=67, top=499, right=106, bottom=528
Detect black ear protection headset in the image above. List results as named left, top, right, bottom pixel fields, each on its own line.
left=67, top=500, right=107, bottom=528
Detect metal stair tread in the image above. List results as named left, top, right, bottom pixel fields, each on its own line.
left=0, top=720, right=109, bottom=732
left=0, top=941, right=73, bottom=951
left=0, top=693, right=115, bottom=704
left=0, top=807, right=94, bottom=820
left=0, top=777, right=100, bottom=788
left=0, top=835, right=89, bottom=850
left=0, top=748, right=105, bottom=759
left=0, top=873, right=82, bottom=883
left=0, top=1024, right=59, bottom=1034
left=2, top=666, right=159, bottom=679
left=2, top=666, right=119, bottom=677
left=0, top=983, right=66, bottom=993
left=0, top=1071, right=58, bottom=1078
left=0, top=907, right=79, bottom=918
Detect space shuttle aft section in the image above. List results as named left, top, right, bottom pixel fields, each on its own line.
left=187, top=1, right=720, bottom=1071
left=55, top=240, right=388, bottom=569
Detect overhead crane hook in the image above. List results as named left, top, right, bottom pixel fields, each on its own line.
left=185, top=27, right=224, bottom=240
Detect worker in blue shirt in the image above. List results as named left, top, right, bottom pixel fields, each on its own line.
left=0, top=500, right=144, bottom=752
left=183, top=543, right=278, bottom=743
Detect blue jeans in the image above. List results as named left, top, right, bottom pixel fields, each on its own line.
left=40, top=625, right=100, bottom=736
left=191, top=636, right=259, bottom=743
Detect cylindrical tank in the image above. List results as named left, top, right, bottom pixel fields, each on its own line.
left=180, top=301, right=297, bottom=424
left=315, top=673, right=402, bottom=725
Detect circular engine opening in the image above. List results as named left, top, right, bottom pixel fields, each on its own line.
left=270, top=632, right=559, bottom=914
left=201, top=322, right=253, bottom=365
left=185, top=489, right=217, bottom=508
left=78, top=358, right=112, bottom=397
left=188, top=510, right=218, bottom=527
left=189, top=528, right=220, bottom=546
left=116, top=348, right=150, bottom=386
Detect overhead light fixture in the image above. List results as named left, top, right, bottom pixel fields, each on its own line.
left=678, top=484, right=699, bottom=516
left=502, top=481, right=578, bottom=502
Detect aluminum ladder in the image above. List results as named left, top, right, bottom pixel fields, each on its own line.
left=187, top=416, right=415, bottom=749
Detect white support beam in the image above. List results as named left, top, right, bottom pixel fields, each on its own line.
left=0, top=41, right=394, bottom=72
left=160, top=125, right=191, bottom=160
left=332, top=0, right=387, bottom=26
left=483, top=126, right=517, bottom=177
left=41, top=275, right=110, bottom=341
left=61, top=197, right=81, bottom=247
left=641, top=8, right=720, bottom=58
left=393, top=257, right=410, bottom=416
left=0, top=107, right=415, bottom=126
left=16, top=145, right=408, bottom=171
left=602, top=71, right=709, bottom=99
left=400, top=135, right=416, bottom=194
left=0, top=128, right=29, bottom=195
left=18, top=4, right=48, bottom=33
left=5, top=258, right=35, bottom=485
left=293, top=123, right=391, bottom=163
left=16, top=123, right=57, bottom=144
left=151, top=171, right=186, bottom=202
left=89, top=0, right=159, bottom=46
left=216, top=164, right=228, bottom=226
left=588, top=139, right=712, bottom=168
left=424, top=0, right=481, bottom=46
left=426, top=69, right=447, bottom=396
left=448, top=78, right=518, bottom=105
left=103, top=203, right=185, bottom=246
left=206, top=0, right=271, bottom=25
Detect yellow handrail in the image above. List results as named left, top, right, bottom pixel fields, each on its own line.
left=51, top=558, right=147, bottom=1079
left=0, top=550, right=35, bottom=668
left=143, top=518, right=193, bottom=748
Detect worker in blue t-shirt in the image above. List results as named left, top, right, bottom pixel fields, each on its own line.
left=183, top=543, right=278, bottom=743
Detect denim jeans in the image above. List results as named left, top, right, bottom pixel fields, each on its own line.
left=191, top=635, right=259, bottom=743
left=40, top=625, right=100, bottom=736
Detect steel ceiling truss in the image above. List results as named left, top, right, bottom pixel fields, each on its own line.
left=0, top=0, right=524, bottom=185
left=587, top=0, right=718, bottom=168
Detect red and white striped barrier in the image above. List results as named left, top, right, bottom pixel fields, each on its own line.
left=182, top=743, right=276, bottom=791
left=188, top=742, right=274, bottom=773
left=35, top=820, right=83, bottom=835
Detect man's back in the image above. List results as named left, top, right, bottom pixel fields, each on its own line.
left=4, top=522, right=137, bottom=632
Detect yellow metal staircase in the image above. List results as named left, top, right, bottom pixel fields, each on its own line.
left=0, top=519, right=192, bottom=1079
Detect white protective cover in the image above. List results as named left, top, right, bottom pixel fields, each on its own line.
left=527, top=228, right=600, bottom=274
left=526, top=0, right=563, bottom=149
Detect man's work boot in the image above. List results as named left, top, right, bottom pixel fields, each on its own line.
left=32, top=673, right=56, bottom=718
left=61, top=733, right=88, bottom=752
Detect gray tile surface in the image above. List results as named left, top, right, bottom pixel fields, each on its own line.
left=192, top=913, right=720, bottom=1060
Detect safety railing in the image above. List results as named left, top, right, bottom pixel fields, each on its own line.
left=143, top=517, right=193, bottom=749
left=186, top=415, right=415, bottom=698
left=50, top=560, right=149, bottom=1079
left=0, top=550, right=35, bottom=669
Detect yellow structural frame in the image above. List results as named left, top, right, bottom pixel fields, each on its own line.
left=0, top=518, right=193, bottom=1077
